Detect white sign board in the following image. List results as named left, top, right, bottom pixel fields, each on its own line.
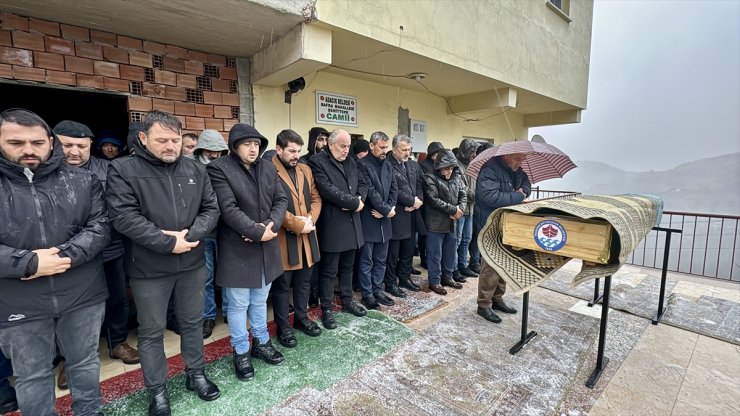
left=409, top=119, right=428, bottom=152
left=316, top=91, right=358, bottom=127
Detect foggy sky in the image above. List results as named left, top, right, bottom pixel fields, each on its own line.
left=530, top=0, right=740, bottom=172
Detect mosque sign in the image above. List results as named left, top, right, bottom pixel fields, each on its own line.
left=316, top=91, right=358, bottom=127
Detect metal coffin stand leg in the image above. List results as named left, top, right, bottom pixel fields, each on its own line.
left=586, top=275, right=612, bottom=388
left=509, top=291, right=538, bottom=355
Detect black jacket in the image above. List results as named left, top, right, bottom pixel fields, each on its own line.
left=456, top=139, right=480, bottom=215
left=357, top=153, right=397, bottom=243
left=388, top=156, right=426, bottom=240
left=308, top=148, right=368, bottom=252
left=80, top=156, right=125, bottom=262
left=474, top=156, right=531, bottom=231
left=207, top=137, right=288, bottom=288
left=0, top=140, right=110, bottom=327
left=106, top=138, right=220, bottom=279
left=423, top=149, right=467, bottom=233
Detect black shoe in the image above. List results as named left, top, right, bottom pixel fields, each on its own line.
left=374, top=291, right=395, bottom=306
left=251, top=338, right=284, bottom=365
left=399, top=279, right=421, bottom=292
left=385, top=284, right=407, bottom=298
left=441, top=276, right=463, bottom=289
left=185, top=368, right=220, bottom=401
left=361, top=295, right=380, bottom=310
left=202, top=319, right=216, bottom=339
left=452, top=270, right=467, bottom=283
left=294, top=317, right=322, bottom=337
left=411, top=268, right=422, bottom=276
left=492, top=299, right=517, bottom=314
left=469, top=261, right=481, bottom=274
left=233, top=350, right=254, bottom=381
left=321, top=309, right=337, bottom=330
left=342, top=300, right=367, bottom=317
left=277, top=326, right=297, bottom=348
left=477, top=307, right=502, bottom=323
left=460, top=267, right=479, bottom=278
left=308, top=290, right=319, bottom=308
left=0, top=382, right=18, bottom=414
left=148, top=386, right=171, bottom=416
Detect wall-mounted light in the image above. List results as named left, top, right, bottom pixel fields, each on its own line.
left=284, top=77, right=306, bottom=104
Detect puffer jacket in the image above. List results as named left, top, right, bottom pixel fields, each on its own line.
left=474, top=156, right=531, bottom=231
left=423, top=149, right=467, bottom=233
left=106, top=136, right=220, bottom=279
left=456, top=139, right=480, bottom=215
left=0, top=139, right=110, bottom=327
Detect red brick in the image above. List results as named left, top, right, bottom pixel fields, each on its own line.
left=64, top=55, right=94, bottom=74
left=205, top=118, right=224, bottom=131
left=75, top=41, right=102, bottom=60
left=128, top=96, right=153, bottom=111
left=165, top=86, right=186, bottom=101
left=45, top=36, right=74, bottom=55
left=213, top=105, right=232, bottom=119
left=223, top=119, right=238, bottom=132
left=163, top=57, right=184, bottom=73
left=207, top=54, right=226, bottom=66
left=60, top=24, right=89, bottom=42
left=185, top=116, right=205, bottom=131
left=143, top=40, right=166, bottom=55
left=119, top=64, right=145, bottom=81
left=0, top=30, right=11, bottom=47
left=152, top=98, right=175, bottom=113
left=33, top=51, right=65, bottom=71
left=0, top=63, right=12, bottom=78
left=211, top=78, right=230, bottom=92
left=45, top=70, right=76, bottom=85
left=194, top=104, right=213, bottom=118
left=142, top=83, right=166, bottom=98
left=203, top=91, right=222, bottom=105
left=102, top=45, right=129, bottom=64
left=117, top=35, right=142, bottom=51
left=186, top=49, right=207, bottom=62
left=12, top=65, right=45, bottom=82
left=166, top=45, right=187, bottom=59
left=154, top=69, right=176, bottom=86
left=129, top=50, right=152, bottom=68
left=28, top=18, right=60, bottom=36
left=94, top=61, right=120, bottom=78
left=219, top=67, right=237, bottom=80
left=175, top=115, right=186, bottom=125
left=77, top=74, right=104, bottom=89
left=0, top=14, right=29, bottom=31
left=12, top=31, right=44, bottom=51
left=176, top=73, right=196, bottom=89
left=221, top=93, right=239, bottom=106
left=219, top=131, right=229, bottom=140
left=104, top=77, right=130, bottom=92
left=90, top=30, right=117, bottom=46
left=174, top=101, right=195, bottom=116
left=0, top=46, right=32, bottom=67
left=183, top=60, right=203, bottom=75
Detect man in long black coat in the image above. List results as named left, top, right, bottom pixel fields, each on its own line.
left=308, top=129, right=369, bottom=329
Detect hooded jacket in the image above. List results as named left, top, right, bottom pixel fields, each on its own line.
left=422, top=149, right=467, bottom=233
left=473, top=156, right=531, bottom=231
left=456, top=138, right=480, bottom=216
left=193, top=129, right=228, bottom=165
left=0, top=138, right=110, bottom=327
left=357, top=151, right=398, bottom=243
left=206, top=125, right=288, bottom=288
left=106, top=134, right=220, bottom=279
left=298, top=127, right=328, bottom=165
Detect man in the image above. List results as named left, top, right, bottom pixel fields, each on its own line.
left=54, top=120, right=140, bottom=368
left=352, top=138, right=370, bottom=159
left=271, top=130, right=323, bottom=347
left=191, top=129, right=229, bottom=338
left=298, top=126, right=328, bottom=165
left=385, top=134, right=425, bottom=296
left=98, top=136, right=123, bottom=160
left=418, top=141, right=445, bottom=270
left=181, top=132, right=198, bottom=158
left=455, top=138, right=481, bottom=279
left=107, top=111, right=221, bottom=415
left=0, top=108, right=110, bottom=415
left=356, top=132, right=397, bottom=310
left=308, top=129, right=368, bottom=329
left=475, top=153, right=531, bottom=323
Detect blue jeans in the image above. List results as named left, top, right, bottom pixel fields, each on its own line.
left=358, top=241, right=390, bottom=297
left=426, top=231, right=457, bottom=285
left=456, top=214, right=474, bottom=270
left=223, top=281, right=272, bottom=355
left=204, top=238, right=218, bottom=320
left=0, top=301, right=105, bottom=416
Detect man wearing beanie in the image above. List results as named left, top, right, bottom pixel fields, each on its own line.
left=207, top=123, right=288, bottom=380
left=98, top=136, right=123, bottom=160
left=353, top=138, right=370, bottom=159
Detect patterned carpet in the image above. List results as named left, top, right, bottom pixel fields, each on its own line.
left=351, top=275, right=447, bottom=322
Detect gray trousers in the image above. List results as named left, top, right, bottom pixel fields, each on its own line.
left=476, top=262, right=507, bottom=308
left=130, top=266, right=206, bottom=389
left=0, top=301, right=105, bottom=416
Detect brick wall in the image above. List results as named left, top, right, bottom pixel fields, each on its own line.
left=0, top=13, right=239, bottom=138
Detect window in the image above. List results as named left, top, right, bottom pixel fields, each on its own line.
left=547, top=0, right=572, bottom=23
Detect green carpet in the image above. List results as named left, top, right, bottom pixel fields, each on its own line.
left=101, top=311, right=414, bottom=415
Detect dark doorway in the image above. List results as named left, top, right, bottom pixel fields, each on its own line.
left=0, top=82, right=129, bottom=157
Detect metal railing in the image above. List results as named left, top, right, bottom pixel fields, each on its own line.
left=525, top=187, right=581, bottom=202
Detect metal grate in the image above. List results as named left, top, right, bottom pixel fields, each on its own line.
left=186, top=89, right=204, bottom=103
left=152, top=55, right=164, bottom=69
left=129, top=112, right=144, bottom=122
left=204, top=64, right=219, bottom=78
left=129, top=81, right=143, bottom=96
left=229, top=80, right=238, bottom=94
left=231, top=107, right=240, bottom=119
left=196, top=76, right=211, bottom=91
left=226, top=57, right=237, bottom=68
left=144, top=68, right=155, bottom=83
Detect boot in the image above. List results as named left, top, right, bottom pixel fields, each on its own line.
left=233, top=349, right=254, bottom=381
left=251, top=338, right=285, bottom=365
left=185, top=368, right=220, bottom=401
left=0, top=382, right=18, bottom=414
left=148, top=386, right=171, bottom=416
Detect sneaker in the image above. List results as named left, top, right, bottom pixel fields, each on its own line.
left=342, top=300, right=367, bottom=317
left=374, top=291, right=395, bottom=306
left=250, top=338, right=284, bottom=365
left=110, top=342, right=141, bottom=364
left=361, top=296, right=380, bottom=310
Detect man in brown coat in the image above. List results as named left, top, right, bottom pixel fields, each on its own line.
left=270, top=130, right=323, bottom=347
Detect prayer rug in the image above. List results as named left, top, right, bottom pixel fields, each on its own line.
left=351, top=276, right=447, bottom=322
left=479, top=194, right=663, bottom=294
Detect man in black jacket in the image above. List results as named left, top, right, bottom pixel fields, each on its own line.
left=107, top=111, right=221, bottom=415
left=298, top=126, right=328, bottom=165
left=309, top=129, right=369, bottom=329
left=0, top=109, right=110, bottom=415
